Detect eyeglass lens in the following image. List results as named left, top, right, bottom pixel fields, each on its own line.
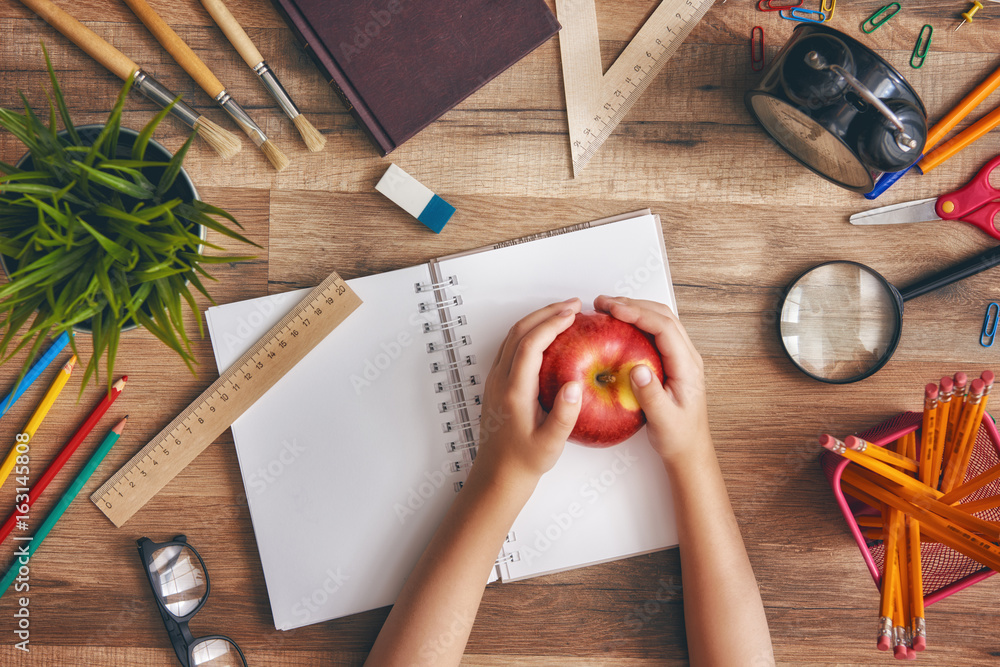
left=191, top=637, right=245, bottom=667
left=779, top=262, right=900, bottom=382
left=149, top=544, right=207, bottom=617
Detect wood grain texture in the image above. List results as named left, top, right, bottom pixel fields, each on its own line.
left=1, top=1, right=1000, bottom=665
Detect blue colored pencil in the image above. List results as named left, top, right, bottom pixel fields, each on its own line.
left=0, top=331, right=72, bottom=417
left=0, top=416, right=126, bottom=599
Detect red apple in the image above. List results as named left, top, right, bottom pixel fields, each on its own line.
left=538, top=311, right=664, bottom=447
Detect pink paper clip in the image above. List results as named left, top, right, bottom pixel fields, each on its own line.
left=751, top=26, right=765, bottom=72
left=757, top=0, right=804, bottom=11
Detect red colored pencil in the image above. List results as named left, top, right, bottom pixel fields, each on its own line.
left=0, top=376, right=126, bottom=546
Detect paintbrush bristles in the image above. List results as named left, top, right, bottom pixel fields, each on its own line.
left=260, top=140, right=289, bottom=172
left=193, top=116, right=242, bottom=159
left=292, top=114, right=326, bottom=152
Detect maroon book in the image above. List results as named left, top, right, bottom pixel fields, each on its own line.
left=272, top=0, right=560, bottom=155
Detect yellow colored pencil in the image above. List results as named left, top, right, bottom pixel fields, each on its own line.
left=0, top=356, right=76, bottom=491
left=847, top=436, right=918, bottom=473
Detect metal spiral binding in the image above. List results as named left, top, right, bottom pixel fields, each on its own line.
left=494, top=531, right=521, bottom=571
left=416, top=268, right=479, bottom=494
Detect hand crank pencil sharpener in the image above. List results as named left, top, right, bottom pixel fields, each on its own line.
left=745, top=24, right=927, bottom=194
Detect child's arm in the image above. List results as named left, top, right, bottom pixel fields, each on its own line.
left=365, top=298, right=584, bottom=667
left=596, top=295, right=776, bottom=667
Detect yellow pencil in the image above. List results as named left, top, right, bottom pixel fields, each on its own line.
left=0, top=355, right=76, bottom=491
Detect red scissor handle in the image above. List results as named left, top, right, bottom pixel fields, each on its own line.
left=935, top=155, right=1000, bottom=241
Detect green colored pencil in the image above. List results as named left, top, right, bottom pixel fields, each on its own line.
left=0, top=416, right=127, bottom=598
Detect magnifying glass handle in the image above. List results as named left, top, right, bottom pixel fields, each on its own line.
left=900, top=245, right=1000, bottom=301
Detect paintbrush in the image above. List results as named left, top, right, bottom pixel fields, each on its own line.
left=199, top=0, right=325, bottom=152
left=17, top=0, right=241, bottom=158
left=120, top=0, right=289, bottom=171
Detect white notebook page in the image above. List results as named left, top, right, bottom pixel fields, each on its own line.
left=435, top=213, right=678, bottom=580
left=206, top=265, right=472, bottom=629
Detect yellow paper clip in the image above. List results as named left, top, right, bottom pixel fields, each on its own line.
left=862, top=2, right=901, bottom=33
left=911, top=25, right=932, bottom=69
left=821, top=0, right=836, bottom=21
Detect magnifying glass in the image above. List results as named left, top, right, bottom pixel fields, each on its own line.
left=779, top=246, right=1000, bottom=383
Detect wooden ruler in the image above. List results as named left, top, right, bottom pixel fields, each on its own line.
left=91, top=271, right=362, bottom=527
left=557, top=0, right=715, bottom=176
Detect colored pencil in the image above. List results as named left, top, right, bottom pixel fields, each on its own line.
left=0, top=356, right=76, bottom=493
left=0, top=417, right=126, bottom=599
left=0, top=377, right=126, bottom=547
left=0, top=331, right=70, bottom=417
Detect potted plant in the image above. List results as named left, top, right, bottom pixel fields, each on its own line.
left=0, top=47, right=257, bottom=390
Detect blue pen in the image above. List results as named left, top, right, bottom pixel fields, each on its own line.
left=0, top=331, right=72, bottom=417
left=865, top=162, right=921, bottom=200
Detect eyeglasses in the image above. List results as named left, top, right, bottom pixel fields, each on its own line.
left=137, top=535, right=248, bottom=667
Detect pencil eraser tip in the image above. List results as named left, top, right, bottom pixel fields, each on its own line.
left=982, top=370, right=995, bottom=386
left=819, top=434, right=835, bottom=449
left=845, top=435, right=862, bottom=449
left=955, top=371, right=968, bottom=386
left=893, top=645, right=908, bottom=659
left=972, top=378, right=986, bottom=393
left=906, top=647, right=916, bottom=660
left=375, top=163, right=455, bottom=233
left=877, top=636, right=892, bottom=651
left=925, top=383, right=938, bottom=399
left=940, top=377, right=954, bottom=392
left=913, top=637, right=926, bottom=651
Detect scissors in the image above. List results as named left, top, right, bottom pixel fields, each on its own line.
left=849, top=154, right=1000, bottom=240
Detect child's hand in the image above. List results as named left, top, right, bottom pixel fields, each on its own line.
left=473, top=298, right=584, bottom=489
left=594, top=295, right=711, bottom=464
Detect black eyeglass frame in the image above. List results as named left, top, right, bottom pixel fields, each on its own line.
left=136, top=535, right=248, bottom=667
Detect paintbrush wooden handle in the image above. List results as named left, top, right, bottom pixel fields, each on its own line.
left=120, top=0, right=225, bottom=98
left=199, top=0, right=263, bottom=69
left=19, top=0, right=138, bottom=80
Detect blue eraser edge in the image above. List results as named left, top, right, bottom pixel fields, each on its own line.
left=417, top=195, right=456, bottom=234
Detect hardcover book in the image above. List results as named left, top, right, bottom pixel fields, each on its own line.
left=272, top=0, right=561, bottom=155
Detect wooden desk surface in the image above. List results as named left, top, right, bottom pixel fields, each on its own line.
left=2, top=1, right=1000, bottom=664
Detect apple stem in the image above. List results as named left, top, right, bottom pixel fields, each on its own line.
left=596, top=373, right=617, bottom=384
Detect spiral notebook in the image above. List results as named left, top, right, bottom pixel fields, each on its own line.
left=206, top=210, right=679, bottom=630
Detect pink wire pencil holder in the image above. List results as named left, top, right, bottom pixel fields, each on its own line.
left=820, top=410, right=1000, bottom=604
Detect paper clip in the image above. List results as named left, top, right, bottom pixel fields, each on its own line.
left=982, top=302, right=998, bottom=347
left=751, top=26, right=765, bottom=72
left=757, top=0, right=803, bottom=11
left=780, top=7, right=825, bottom=22
left=862, top=3, right=901, bottom=33
left=821, top=0, right=836, bottom=21
left=910, top=25, right=932, bottom=69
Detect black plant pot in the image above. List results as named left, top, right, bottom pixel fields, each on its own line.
left=2, top=124, right=205, bottom=333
